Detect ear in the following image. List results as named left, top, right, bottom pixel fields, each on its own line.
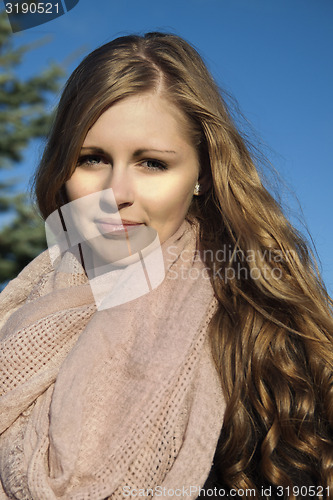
left=198, top=169, right=212, bottom=194
left=194, top=167, right=212, bottom=196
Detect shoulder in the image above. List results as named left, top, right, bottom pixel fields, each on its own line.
left=0, top=250, right=52, bottom=331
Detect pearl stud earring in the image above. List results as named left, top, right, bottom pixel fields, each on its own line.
left=194, top=183, right=200, bottom=195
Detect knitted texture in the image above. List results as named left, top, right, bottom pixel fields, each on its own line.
left=0, top=222, right=225, bottom=499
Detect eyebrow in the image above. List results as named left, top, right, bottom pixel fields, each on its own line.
left=133, top=148, right=177, bottom=156
left=80, top=146, right=177, bottom=156
left=80, top=147, right=107, bottom=154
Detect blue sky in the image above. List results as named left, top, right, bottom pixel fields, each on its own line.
left=1, top=0, right=333, bottom=293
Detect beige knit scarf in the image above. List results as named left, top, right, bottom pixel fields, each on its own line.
left=0, top=221, right=225, bottom=499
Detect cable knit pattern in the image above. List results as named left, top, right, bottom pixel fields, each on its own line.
left=0, top=222, right=225, bottom=499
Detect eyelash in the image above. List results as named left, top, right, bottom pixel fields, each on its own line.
left=141, top=159, right=167, bottom=171
left=76, top=155, right=108, bottom=167
left=76, top=155, right=168, bottom=172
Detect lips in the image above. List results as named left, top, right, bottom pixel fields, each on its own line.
left=94, top=218, right=143, bottom=236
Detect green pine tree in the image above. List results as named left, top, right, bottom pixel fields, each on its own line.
left=0, top=10, right=65, bottom=286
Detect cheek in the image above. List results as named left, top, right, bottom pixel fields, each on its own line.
left=65, top=180, right=79, bottom=202
left=143, top=180, right=194, bottom=220
left=65, top=173, right=99, bottom=201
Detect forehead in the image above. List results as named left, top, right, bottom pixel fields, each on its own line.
left=83, top=93, right=196, bottom=149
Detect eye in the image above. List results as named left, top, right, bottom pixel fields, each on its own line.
left=77, top=154, right=110, bottom=167
left=141, top=159, right=167, bottom=171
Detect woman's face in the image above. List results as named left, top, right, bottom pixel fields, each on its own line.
left=65, top=93, right=200, bottom=265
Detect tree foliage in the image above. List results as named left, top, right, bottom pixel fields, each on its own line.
left=0, top=10, right=64, bottom=286
left=0, top=195, right=47, bottom=282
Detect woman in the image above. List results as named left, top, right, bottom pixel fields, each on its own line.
left=0, top=32, right=332, bottom=499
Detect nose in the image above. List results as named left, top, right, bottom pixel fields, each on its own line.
left=99, top=164, right=134, bottom=212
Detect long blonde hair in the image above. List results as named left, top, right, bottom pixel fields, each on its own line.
left=34, top=32, right=333, bottom=497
